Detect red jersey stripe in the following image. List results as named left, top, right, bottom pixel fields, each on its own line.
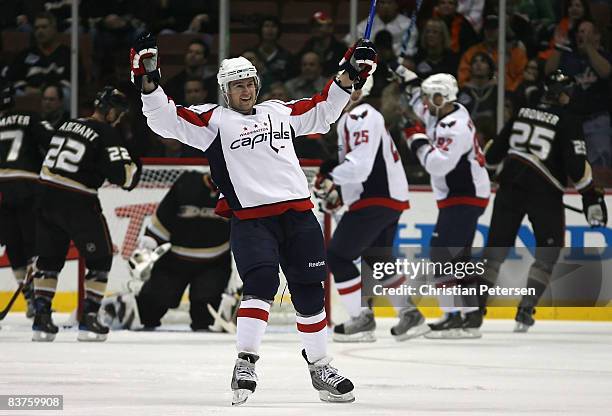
left=349, top=198, right=410, bottom=212
left=215, top=198, right=314, bottom=219
left=176, top=106, right=215, bottom=127
left=284, top=79, right=333, bottom=116
left=437, top=197, right=488, bottom=209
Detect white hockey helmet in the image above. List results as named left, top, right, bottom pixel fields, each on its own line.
left=420, top=73, right=458, bottom=108
left=217, top=57, right=260, bottom=105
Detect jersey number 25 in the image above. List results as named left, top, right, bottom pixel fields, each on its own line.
left=509, top=121, right=555, bottom=161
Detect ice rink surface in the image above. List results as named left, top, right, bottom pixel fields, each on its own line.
left=1, top=314, right=611, bottom=416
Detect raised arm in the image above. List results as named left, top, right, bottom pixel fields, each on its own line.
left=285, top=40, right=377, bottom=136
left=130, top=32, right=219, bottom=152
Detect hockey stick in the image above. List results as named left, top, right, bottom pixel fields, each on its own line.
left=400, top=0, right=423, bottom=57
left=0, top=270, right=33, bottom=320
left=363, top=0, right=378, bottom=40
left=564, top=203, right=583, bottom=214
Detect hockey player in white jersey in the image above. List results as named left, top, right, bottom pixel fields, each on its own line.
left=398, top=69, right=491, bottom=339
left=131, top=32, right=377, bottom=405
left=314, top=76, right=429, bottom=342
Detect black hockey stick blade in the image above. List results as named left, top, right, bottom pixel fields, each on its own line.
left=0, top=282, right=24, bottom=320
left=0, top=269, right=33, bottom=320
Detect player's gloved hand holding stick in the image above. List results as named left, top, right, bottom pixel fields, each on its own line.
left=130, top=32, right=161, bottom=93
left=338, top=39, right=377, bottom=90
left=313, top=160, right=343, bottom=213
left=581, top=186, right=608, bottom=228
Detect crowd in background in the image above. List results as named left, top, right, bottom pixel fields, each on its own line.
left=0, top=0, right=610, bottom=184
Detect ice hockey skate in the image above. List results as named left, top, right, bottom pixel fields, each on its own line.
left=514, top=306, right=536, bottom=333
left=424, top=311, right=465, bottom=339
left=302, top=349, right=355, bottom=403
left=461, top=309, right=483, bottom=338
left=390, top=307, right=430, bottom=341
left=32, top=299, right=58, bottom=342
left=333, top=309, right=376, bottom=342
left=231, top=352, right=258, bottom=406
left=78, top=312, right=109, bottom=342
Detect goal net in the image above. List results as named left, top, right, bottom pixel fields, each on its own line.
left=81, top=158, right=340, bottom=326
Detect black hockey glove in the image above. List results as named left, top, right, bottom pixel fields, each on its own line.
left=387, top=58, right=421, bottom=99
left=581, top=186, right=608, bottom=228
left=130, top=32, right=161, bottom=92
left=339, top=39, right=377, bottom=90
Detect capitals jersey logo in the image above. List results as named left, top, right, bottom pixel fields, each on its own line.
left=230, top=115, right=291, bottom=152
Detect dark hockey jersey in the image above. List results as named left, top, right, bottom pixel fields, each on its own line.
left=146, top=171, right=230, bottom=262
left=485, top=103, right=592, bottom=194
left=0, top=110, right=54, bottom=181
left=39, top=118, right=139, bottom=194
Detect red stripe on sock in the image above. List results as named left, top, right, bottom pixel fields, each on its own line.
left=297, top=319, right=327, bottom=333
left=237, top=307, right=269, bottom=322
left=337, top=282, right=361, bottom=295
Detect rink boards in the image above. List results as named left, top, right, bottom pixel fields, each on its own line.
left=1, top=188, right=611, bottom=320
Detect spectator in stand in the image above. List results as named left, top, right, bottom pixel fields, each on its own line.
left=81, top=0, right=150, bottom=84
left=458, top=15, right=528, bottom=91
left=546, top=20, right=612, bottom=168
left=371, top=30, right=396, bottom=99
left=513, top=59, right=542, bottom=110
left=163, top=39, right=217, bottom=106
left=255, top=16, right=294, bottom=83
left=284, top=52, right=327, bottom=100
left=515, top=0, right=556, bottom=29
left=456, top=0, right=485, bottom=33
left=184, top=77, right=209, bottom=106
left=413, top=18, right=459, bottom=79
left=152, top=0, right=218, bottom=34
left=261, top=82, right=290, bottom=102
left=344, top=0, right=418, bottom=58
left=298, top=11, right=346, bottom=78
left=539, top=0, right=591, bottom=60
left=7, top=13, right=71, bottom=95
left=40, top=83, right=69, bottom=129
left=457, top=52, right=498, bottom=137
left=241, top=49, right=274, bottom=99
left=434, top=0, right=479, bottom=55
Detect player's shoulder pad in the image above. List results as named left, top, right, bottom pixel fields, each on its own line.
left=438, top=103, right=475, bottom=136
left=255, top=99, right=293, bottom=115
left=346, top=103, right=383, bottom=124
left=182, top=103, right=220, bottom=114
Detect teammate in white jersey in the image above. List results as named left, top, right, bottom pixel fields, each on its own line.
left=398, top=69, right=491, bottom=339
left=130, top=33, right=377, bottom=405
left=314, top=77, right=429, bottom=342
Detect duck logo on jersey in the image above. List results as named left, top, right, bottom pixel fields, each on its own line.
left=229, top=115, right=291, bottom=152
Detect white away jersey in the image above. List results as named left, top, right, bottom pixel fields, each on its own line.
left=142, top=79, right=350, bottom=219
left=411, top=99, right=490, bottom=208
left=332, top=103, right=409, bottom=211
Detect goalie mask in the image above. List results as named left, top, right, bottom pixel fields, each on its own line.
left=420, top=73, right=458, bottom=116
left=217, top=57, right=261, bottom=108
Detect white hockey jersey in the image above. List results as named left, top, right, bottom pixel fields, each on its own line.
left=142, top=79, right=350, bottom=219
left=410, top=99, right=490, bottom=208
left=332, top=103, right=410, bottom=211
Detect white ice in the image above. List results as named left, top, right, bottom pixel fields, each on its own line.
left=1, top=314, right=611, bottom=416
